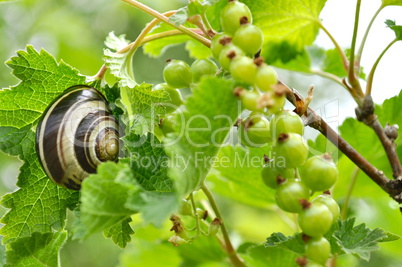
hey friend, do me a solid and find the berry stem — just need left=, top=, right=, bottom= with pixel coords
left=201, top=183, right=246, bottom=267
left=342, top=167, right=360, bottom=219
left=120, top=0, right=210, bottom=47
left=365, top=38, right=398, bottom=96
left=189, top=192, right=202, bottom=239
left=347, top=0, right=365, bottom=105
left=356, top=5, right=383, bottom=68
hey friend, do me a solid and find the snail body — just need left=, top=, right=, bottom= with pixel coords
left=36, top=85, right=119, bottom=190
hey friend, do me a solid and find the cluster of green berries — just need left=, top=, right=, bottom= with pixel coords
left=260, top=111, right=339, bottom=266
left=211, top=0, right=281, bottom=114
left=154, top=57, right=219, bottom=137
left=168, top=199, right=222, bottom=247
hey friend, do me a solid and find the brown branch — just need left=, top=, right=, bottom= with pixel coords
left=355, top=95, right=402, bottom=179
left=278, top=81, right=402, bottom=203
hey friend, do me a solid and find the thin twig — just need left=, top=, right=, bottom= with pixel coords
left=201, top=183, right=246, bottom=267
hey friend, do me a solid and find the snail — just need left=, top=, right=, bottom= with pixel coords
left=36, top=85, right=120, bottom=190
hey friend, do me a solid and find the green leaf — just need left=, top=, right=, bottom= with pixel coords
left=241, top=244, right=299, bottom=267
left=177, top=235, right=227, bottom=264
left=125, top=83, right=169, bottom=135
left=143, top=22, right=193, bottom=58
left=103, top=49, right=136, bottom=88
left=5, top=231, right=67, bottom=267
left=126, top=191, right=178, bottom=228
left=0, top=45, right=85, bottom=129
left=0, top=236, right=5, bottom=266
left=185, top=39, right=213, bottom=59
left=385, top=19, right=402, bottom=40
left=119, top=239, right=181, bottom=266
left=103, top=217, right=135, bottom=249
left=0, top=129, right=78, bottom=245
left=105, top=31, right=130, bottom=51
left=264, top=232, right=305, bottom=255
left=122, top=132, right=173, bottom=192
left=169, top=0, right=221, bottom=26
left=322, top=48, right=348, bottom=77
left=164, top=77, right=241, bottom=196
left=80, top=162, right=137, bottom=237
left=333, top=218, right=388, bottom=261
left=242, top=0, right=327, bottom=63
left=0, top=46, right=82, bottom=246
left=206, top=145, right=275, bottom=208
left=382, top=0, right=402, bottom=7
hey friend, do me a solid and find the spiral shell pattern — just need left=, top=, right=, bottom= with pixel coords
left=36, top=85, right=119, bottom=190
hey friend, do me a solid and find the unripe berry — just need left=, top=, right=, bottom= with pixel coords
left=235, top=88, right=264, bottom=112
left=163, top=59, right=192, bottom=88
left=305, top=236, right=331, bottom=265
left=239, top=116, right=271, bottom=147
left=312, top=194, right=340, bottom=224
left=153, top=83, right=183, bottom=113
left=211, top=33, right=232, bottom=60
left=232, top=23, right=263, bottom=56
left=298, top=201, right=333, bottom=237
left=220, top=0, right=253, bottom=34
left=300, top=154, right=338, bottom=191
left=275, top=180, right=310, bottom=213
left=230, top=56, right=258, bottom=85
left=191, top=58, right=218, bottom=83
left=255, top=63, right=278, bottom=92
left=271, top=110, right=304, bottom=139
left=261, top=164, right=295, bottom=189
left=274, top=133, right=309, bottom=168
left=218, top=43, right=245, bottom=70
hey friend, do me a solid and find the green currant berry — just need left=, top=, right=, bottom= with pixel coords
left=163, top=59, right=192, bottom=88
left=154, top=83, right=183, bottom=113
left=191, top=58, right=218, bottom=83
left=239, top=116, right=271, bottom=147
left=305, top=236, right=331, bottom=265
left=255, top=63, right=278, bottom=92
left=259, top=89, right=286, bottom=114
left=275, top=180, right=310, bottom=213
left=300, top=154, right=338, bottom=191
left=218, top=43, right=245, bottom=70
left=230, top=56, right=257, bottom=85
left=208, top=218, right=222, bottom=236
left=261, top=163, right=295, bottom=189
left=220, top=0, right=252, bottom=34
left=274, top=133, right=309, bottom=168
left=236, top=88, right=264, bottom=112
left=178, top=199, right=193, bottom=216
left=211, top=33, right=232, bottom=60
left=312, top=194, right=340, bottom=224
left=232, top=23, right=263, bottom=56
left=271, top=110, right=304, bottom=139
left=159, top=114, right=177, bottom=135
left=298, top=202, right=333, bottom=237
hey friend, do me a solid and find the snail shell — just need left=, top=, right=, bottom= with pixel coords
left=36, top=85, right=120, bottom=190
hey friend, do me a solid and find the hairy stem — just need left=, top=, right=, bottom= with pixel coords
left=120, top=0, right=210, bottom=46
left=365, top=38, right=397, bottom=95
left=201, top=183, right=246, bottom=267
